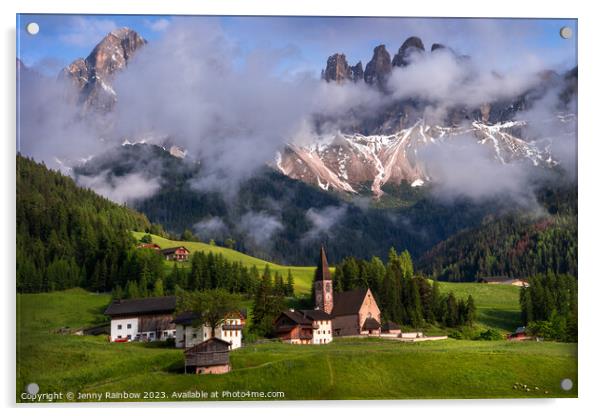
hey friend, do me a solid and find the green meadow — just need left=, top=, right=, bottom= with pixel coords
left=17, top=288, right=576, bottom=402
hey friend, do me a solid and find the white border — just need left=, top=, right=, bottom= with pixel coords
left=2, top=1, right=601, bottom=415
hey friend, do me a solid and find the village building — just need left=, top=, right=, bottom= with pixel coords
left=104, top=296, right=177, bottom=342
left=507, top=326, right=530, bottom=341
left=477, top=276, right=530, bottom=287
left=381, top=321, right=402, bottom=335
left=173, top=310, right=246, bottom=349
left=137, top=242, right=161, bottom=251
left=274, top=309, right=333, bottom=344
left=161, top=246, right=190, bottom=262
left=184, top=338, right=232, bottom=374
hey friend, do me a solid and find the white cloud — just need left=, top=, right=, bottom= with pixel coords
left=237, top=211, right=283, bottom=247
left=303, top=205, right=348, bottom=241
left=58, top=17, right=117, bottom=48
left=145, top=18, right=170, bottom=32
left=193, top=217, right=229, bottom=241
left=76, top=171, right=161, bottom=204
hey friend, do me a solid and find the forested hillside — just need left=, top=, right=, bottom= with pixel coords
left=418, top=185, right=577, bottom=281
left=16, top=155, right=154, bottom=292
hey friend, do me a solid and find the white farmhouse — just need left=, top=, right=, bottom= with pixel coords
left=104, top=296, right=177, bottom=342
left=173, top=310, right=246, bottom=350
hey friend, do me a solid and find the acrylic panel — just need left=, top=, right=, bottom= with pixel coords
left=16, top=14, right=577, bottom=403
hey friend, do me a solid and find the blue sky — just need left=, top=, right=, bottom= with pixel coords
left=17, top=14, right=577, bottom=77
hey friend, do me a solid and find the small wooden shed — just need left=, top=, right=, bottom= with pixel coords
left=184, top=337, right=231, bottom=374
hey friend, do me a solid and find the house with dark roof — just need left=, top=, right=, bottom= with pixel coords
left=381, top=321, right=402, bottom=335
left=172, top=310, right=246, bottom=349
left=161, top=246, right=190, bottom=262
left=184, top=338, right=232, bottom=374
left=104, top=296, right=177, bottom=342
left=274, top=308, right=333, bottom=344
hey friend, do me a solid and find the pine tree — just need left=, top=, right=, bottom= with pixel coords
left=286, top=269, right=295, bottom=297
left=465, top=295, right=477, bottom=326
left=153, top=279, right=165, bottom=297
left=112, top=284, right=124, bottom=300
left=444, top=292, right=459, bottom=327
left=139, top=263, right=151, bottom=297
left=125, top=280, right=140, bottom=299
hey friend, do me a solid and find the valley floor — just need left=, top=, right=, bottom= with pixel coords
left=17, top=289, right=577, bottom=402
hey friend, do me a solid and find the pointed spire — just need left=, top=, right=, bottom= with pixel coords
left=316, top=245, right=332, bottom=281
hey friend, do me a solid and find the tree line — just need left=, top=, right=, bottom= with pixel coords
left=325, top=248, right=477, bottom=328
left=520, top=271, right=577, bottom=342
left=112, top=242, right=295, bottom=300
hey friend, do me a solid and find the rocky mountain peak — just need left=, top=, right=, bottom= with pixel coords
left=86, top=27, right=146, bottom=78
left=323, top=54, right=364, bottom=84
left=392, top=36, right=425, bottom=67
left=60, top=27, right=146, bottom=111
left=430, top=43, right=447, bottom=52
left=323, top=53, right=352, bottom=83
left=350, top=61, right=363, bottom=82
left=364, top=45, right=392, bottom=90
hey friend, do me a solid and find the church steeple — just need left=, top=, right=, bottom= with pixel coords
left=314, top=245, right=333, bottom=314
left=316, top=245, right=332, bottom=281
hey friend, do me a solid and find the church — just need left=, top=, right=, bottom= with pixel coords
left=314, top=246, right=382, bottom=336
left=275, top=246, right=382, bottom=342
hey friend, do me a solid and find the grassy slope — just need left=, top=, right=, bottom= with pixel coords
left=132, top=232, right=318, bottom=295
left=16, top=290, right=576, bottom=401
left=438, top=282, right=522, bottom=332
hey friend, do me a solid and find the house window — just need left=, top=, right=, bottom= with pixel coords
left=117, top=335, right=122, bottom=339
left=192, top=333, right=197, bottom=339
left=127, top=335, right=132, bottom=340
left=117, top=324, right=122, bottom=330
left=127, top=323, right=132, bottom=329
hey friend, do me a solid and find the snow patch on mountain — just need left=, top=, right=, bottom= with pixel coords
left=277, top=119, right=558, bottom=198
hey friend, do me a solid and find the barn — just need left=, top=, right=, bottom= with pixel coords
left=184, top=338, right=232, bottom=374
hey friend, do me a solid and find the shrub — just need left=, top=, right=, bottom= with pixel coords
left=476, top=329, right=504, bottom=341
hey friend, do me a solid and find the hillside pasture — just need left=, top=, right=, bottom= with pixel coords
left=17, top=289, right=576, bottom=402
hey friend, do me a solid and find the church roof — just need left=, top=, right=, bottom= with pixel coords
left=331, top=288, right=370, bottom=317
left=315, top=245, right=332, bottom=281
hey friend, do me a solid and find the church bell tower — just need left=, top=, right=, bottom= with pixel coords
left=314, top=245, right=333, bottom=314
